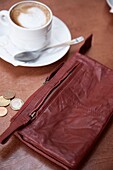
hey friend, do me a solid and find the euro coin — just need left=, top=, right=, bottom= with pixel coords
left=3, top=90, right=15, bottom=99
left=10, top=98, right=24, bottom=111
left=0, top=96, right=10, bottom=107
left=0, top=107, right=8, bottom=117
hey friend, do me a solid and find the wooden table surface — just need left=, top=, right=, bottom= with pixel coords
left=1, top=0, right=113, bottom=170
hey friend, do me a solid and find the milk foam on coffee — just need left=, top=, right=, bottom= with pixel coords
left=10, top=2, right=51, bottom=29
left=18, top=7, right=46, bottom=29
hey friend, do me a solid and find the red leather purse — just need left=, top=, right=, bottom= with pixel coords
left=1, top=35, right=113, bottom=170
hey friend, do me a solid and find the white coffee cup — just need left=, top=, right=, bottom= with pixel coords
left=0, top=1, right=53, bottom=51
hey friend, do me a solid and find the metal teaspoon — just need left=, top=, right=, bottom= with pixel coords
left=14, top=36, right=84, bottom=62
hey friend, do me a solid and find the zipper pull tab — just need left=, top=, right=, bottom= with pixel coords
left=29, top=111, right=37, bottom=120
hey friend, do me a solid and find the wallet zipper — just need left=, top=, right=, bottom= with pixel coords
left=29, top=62, right=84, bottom=121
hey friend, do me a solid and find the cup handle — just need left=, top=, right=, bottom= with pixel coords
left=0, top=10, right=9, bottom=26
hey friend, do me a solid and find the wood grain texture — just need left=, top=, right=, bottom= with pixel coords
left=0, top=0, right=113, bottom=170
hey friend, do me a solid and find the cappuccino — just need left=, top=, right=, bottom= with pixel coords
left=0, top=1, right=53, bottom=50
left=10, top=2, right=51, bottom=29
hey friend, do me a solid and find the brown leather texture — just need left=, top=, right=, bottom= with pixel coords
left=13, top=51, right=113, bottom=170
left=1, top=0, right=113, bottom=170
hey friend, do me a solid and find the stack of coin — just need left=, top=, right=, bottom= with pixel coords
left=0, top=90, right=24, bottom=117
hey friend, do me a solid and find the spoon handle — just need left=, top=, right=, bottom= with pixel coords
left=41, top=36, right=84, bottom=51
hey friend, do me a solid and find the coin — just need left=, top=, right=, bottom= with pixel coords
left=0, top=96, right=10, bottom=107
left=0, top=107, right=8, bottom=117
left=10, top=98, right=24, bottom=111
left=3, top=90, right=15, bottom=99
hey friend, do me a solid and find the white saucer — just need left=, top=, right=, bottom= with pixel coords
left=106, top=0, right=113, bottom=13
left=0, top=16, right=71, bottom=67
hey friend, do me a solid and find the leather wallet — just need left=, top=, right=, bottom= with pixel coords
left=1, top=35, right=113, bottom=170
